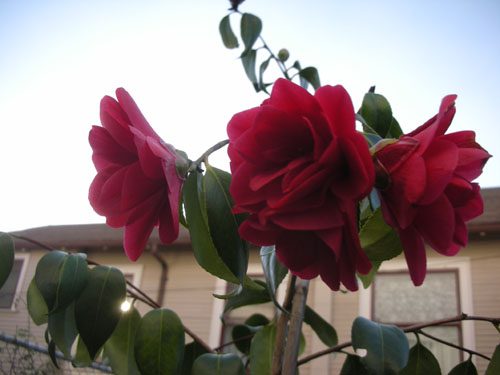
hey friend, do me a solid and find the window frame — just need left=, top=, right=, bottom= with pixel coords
left=0, top=253, right=30, bottom=312
left=358, top=256, right=475, bottom=353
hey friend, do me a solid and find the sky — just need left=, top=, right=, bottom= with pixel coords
left=1, top=0, right=499, bottom=232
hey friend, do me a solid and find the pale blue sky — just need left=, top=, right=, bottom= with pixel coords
left=1, top=0, right=499, bottom=231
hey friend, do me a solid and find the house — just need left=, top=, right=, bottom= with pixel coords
left=1, top=187, right=499, bottom=374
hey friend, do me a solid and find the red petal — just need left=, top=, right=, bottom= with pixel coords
left=99, top=96, right=136, bottom=153
left=271, top=199, right=343, bottom=230
left=414, top=194, right=455, bottom=253
left=123, top=214, right=156, bottom=261
left=269, top=79, right=322, bottom=120
left=420, top=139, right=458, bottom=205
left=89, top=126, right=136, bottom=170
left=314, top=85, right=356, bottom=138
left=399, top=226, right=427, bottom=286
left=275, top=232, right=320, bottom=277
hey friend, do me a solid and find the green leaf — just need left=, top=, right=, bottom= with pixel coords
left=240, top=13, right=262, bottom=57
left=299, top=67, right=321, bottom=90
left=250, top=324, right=276, bottom=375
left=388, top=117, right=403, bottom=138
left=134, top=308, right=185, bottom=375
left=73, top=336, right=92, bottom=368
left=48, top=302, right=78, bottom=358
left=181, top=341, right=209, bottom=375
left=104, top=306, right=142, bottom=375
left=205, top=165, right=249, bottom=285
left=192, top=353, right=245, bottom=375
left=486, top=344, right=500, bottom=375
left=27, top=278, right=49, bottom=325
left=223, top=280, right=271, bottom=315
left=48, top=339, right=59, bottom=368
left=448, top=358, right=478, bottom=375
left=351, top=317, right=409, bottom=375
left=232, top=314, right=269, bottom=355
left=400, top=342, right=441, bottom=375
left=35, top=251, right=89, bottom=313
left=183, top=172, right=240, bottom=284
left=304, top=305, right=338, bottom=347
left=359, top=208, right=402, bottom=262
left=75, top=266, right=126, bottom=359
left=357, top=260, right=381, bottom=289
left=219, top=15, right=239, bottom=49
left=340, top=354, right=369, bottom=375
left=0, top=233, right=14, bottom=289
left=362, top=132, right=383, bottom=147
left=241, top=49, right=259, bottom=90
left=260, top=246, right=288, bottom=311
left=258, top=56, right=272, bottom=93
left=358, top=92, right=393, bottom=138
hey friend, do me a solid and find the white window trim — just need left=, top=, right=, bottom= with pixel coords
left=0, top=253, right=30, bottom=312
left=358, top=256, right=475, bottom=352
left=209, top=263, right=287, bottom=348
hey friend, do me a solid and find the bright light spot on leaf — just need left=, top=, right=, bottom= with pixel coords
left=120, top=300, right=131, bottom=312
left=356, top=348, right=367, bottom=357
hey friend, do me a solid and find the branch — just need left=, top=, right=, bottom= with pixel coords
left=297, top=313, right=500, bottom=366
left=416, top=329, right=491, bottom=361
left=190, top=139, right=229, bottom=172
left=6, top=232, right=215, bottom=353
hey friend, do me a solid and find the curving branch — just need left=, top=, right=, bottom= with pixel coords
left=297, top=313, right=500, bottom=366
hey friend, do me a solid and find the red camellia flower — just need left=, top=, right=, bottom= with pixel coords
left=227, top=78, right=374, bottom=291
left=89, top=88, right=186, bottom=261
left=373, top=95, right=491, bottom=285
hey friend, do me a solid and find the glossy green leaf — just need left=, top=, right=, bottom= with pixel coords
left=0, top=233, right=14, bottom=289
left=219, top=15, right=239, bottom=49
left=400, top=342, right=441, bottom=375
left=205, top=165, right=249, bottom=285
left=359, top=92, right=393, bottom=138
left=183, top=172, right=240, bottom=284
left=104, top=306, right=142, bottom=375
left=181, top=341, right=209, bottom=375
left=304, top=305, right=338, bottom=347
left=48, top=302, right=78, bottom=358
left=35, top=251, right=89, bottom=313
left=352, top=317, right=409, bottom=375
left=223, top=280, right=271, bottom=315
left=448, top=358, right=478, bottom=375
left=134, top=308, right=185, bottom=375
left=48, top=339, right=59, bottom=368
left=75, top=266, right=126, bottom=359
left=299, top=67, right=321, bottom=90
left=241, top=49, right=259, bottom=90
left=359, top=208, right=402, bottom=262
left=250, top=324, right=276, bottom=375
left=240, top=13, right=262, bottom=56
left=192, top=353, right=245, bottom=375
left=340, top=354, right=369, bottom=375
left=73, top=336, right=92, bottom=368
left=486, top=344, right=500, bottom=375
left=27, top=278, right=48, bottom=325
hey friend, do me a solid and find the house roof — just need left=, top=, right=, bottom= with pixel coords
left=9, top=188, right=500, bottom=250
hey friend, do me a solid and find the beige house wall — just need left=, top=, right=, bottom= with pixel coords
left=1, top=235, right=498, bottom=374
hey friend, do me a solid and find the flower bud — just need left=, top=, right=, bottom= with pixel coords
left=278, top=49, right=290, bottom=62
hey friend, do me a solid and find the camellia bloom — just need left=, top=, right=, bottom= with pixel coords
left=373, top=95, right=491, bottom=285
left=89, top=88, right=186, bottom=261
left=227, top=78, right=374, bottom=291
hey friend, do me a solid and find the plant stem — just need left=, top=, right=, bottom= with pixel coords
left=297, top=313, right=500, bottom=366
left=282, top=278, right=310, bottom=374
left=272, top=275, right=297, bottom=375
left=416, top=329, right=491, bottom=361
left=190, top=139, right=229, bottom=172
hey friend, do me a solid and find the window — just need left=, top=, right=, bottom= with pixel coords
left=0, top=254, right=29, bottom=310
left=113, top=264, right=143, bottom=288
left=359, top=257, right=475, bottom=374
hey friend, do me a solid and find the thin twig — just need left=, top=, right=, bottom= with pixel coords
left=416, top=329, right=491, bottom=361
left=272, top=275, right=297, bottom=375
left=297, top=313, right=500, bottom=366
left=190, top=139, right=229, bottom=172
